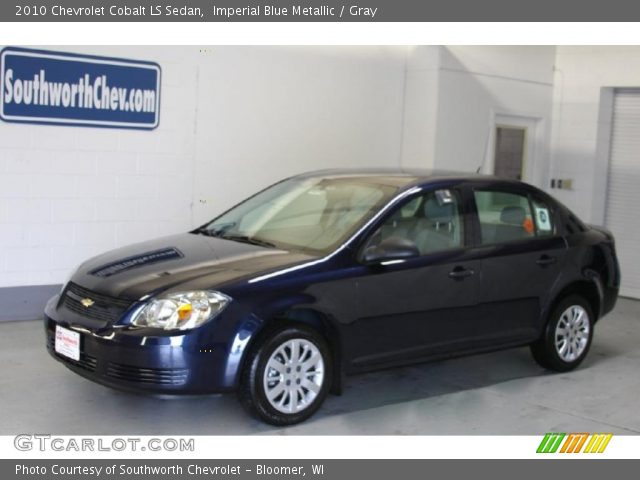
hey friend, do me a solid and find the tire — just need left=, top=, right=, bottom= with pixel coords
left=530, top=295, right=594, bottom=372
left=238, top=325, right=332, bottom=426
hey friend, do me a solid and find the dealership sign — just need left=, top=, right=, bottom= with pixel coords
left=0, top=47, right=160, bottom=129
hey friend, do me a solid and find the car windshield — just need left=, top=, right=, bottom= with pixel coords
left=198, top=176, right=398, bottom=254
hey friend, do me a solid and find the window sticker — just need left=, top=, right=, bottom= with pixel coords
left=435, top=189, right=453, bottom=205
left=523, top=217, right=534, bottom=235
left=535, top=207, right=552, bottom=231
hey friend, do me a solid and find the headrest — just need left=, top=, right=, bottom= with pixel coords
left=500, top=206, right=526, bottom=225
left=424, top=197, right=454, bottom=224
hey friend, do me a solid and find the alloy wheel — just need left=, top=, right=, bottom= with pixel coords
left=554, top=305, right=590, bottom=362
left=262, top=338, right=325, bottom=414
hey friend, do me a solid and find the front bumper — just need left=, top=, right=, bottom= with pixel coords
left=43, top=287, right=265, bottom=395
left=44, top=283, right=264, bottom=395
left=45, top=315, right=237, bottom=395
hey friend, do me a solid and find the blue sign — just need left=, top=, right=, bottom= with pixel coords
left=1, top=47, right=161, bottom=129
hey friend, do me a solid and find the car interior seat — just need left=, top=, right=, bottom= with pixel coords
left=490, top=205, right=532, bottom=243
left=413, top=196, right=457, bottom=254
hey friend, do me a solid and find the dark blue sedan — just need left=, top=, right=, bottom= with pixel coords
left=45, top=169, right=620, bottom=425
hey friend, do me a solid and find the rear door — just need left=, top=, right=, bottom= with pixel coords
left=468, top=184, right=567, bottom=344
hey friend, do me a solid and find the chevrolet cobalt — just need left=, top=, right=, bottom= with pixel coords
left=45, top=170, right=620, bottom=425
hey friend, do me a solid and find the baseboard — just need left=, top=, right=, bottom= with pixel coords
left=0, top=284, right=61, bottom=322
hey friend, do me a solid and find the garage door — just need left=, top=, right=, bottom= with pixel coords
left=605, top=89, right=640, bottom=299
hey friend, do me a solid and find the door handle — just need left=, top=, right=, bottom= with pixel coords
left=448, top=267, right=475, bottom=280
left=536, top=255, right=557, bottom=266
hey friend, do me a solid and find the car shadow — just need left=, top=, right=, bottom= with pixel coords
left=107, top=346, right=557, bottom=435
left=316, top=347, right=547, bottom=418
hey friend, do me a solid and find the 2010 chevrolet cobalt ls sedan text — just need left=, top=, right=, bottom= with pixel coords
left=45, top=170, right=620, bottom=425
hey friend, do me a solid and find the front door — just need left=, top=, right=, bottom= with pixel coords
left=345, top=187, right=480, bottom=370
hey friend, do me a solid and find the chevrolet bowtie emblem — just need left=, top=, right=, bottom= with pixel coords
left=80, top=298, right=95, bottom=308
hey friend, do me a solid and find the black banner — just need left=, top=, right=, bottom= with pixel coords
left=5, top=0, right=640, bottom=22
left=4, top=459, right=640, bottom=480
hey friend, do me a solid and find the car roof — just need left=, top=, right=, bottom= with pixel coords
left=292, top=168, right=527, bottom=191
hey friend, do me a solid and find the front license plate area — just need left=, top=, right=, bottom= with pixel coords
left=55, top=325, right=80, bottom=361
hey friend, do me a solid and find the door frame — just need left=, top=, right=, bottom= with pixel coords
left=483, top=112, right=544, bottom=185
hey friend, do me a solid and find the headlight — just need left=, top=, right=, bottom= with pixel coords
left=132, top=291, right=230, bottom=331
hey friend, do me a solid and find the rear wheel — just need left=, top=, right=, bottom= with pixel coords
left=530, top=295, right=594, bottom=372
left=238, top=325, right=331, bottom=426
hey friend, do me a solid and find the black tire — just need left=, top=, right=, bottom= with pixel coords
left=530, top=295, right=594, bottom=372
left=238, top=325, right=332, bottom=426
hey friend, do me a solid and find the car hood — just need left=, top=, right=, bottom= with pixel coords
left=70, top=233, right=317, bottom=300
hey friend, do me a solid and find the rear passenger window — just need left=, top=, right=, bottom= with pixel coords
left=474, top=190, right=535, bottom=244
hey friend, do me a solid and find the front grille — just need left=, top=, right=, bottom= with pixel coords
left=47, top=334, right=98, bottom=372
left=65, top=353, right=98, bottom=373
left=105, top=362, right=188, bottom=386
left=63, top=282, right=132, bottom=324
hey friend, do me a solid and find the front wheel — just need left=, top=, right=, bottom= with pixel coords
left=530, top=295, right=594, bottom=372
left=238, top=325, right=332, bottom=426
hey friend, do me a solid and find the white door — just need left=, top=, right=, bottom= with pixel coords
left=605, top=89, right=640, bottom=299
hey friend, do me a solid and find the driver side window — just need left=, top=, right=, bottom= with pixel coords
left=368, top=189, right=464, bottom=255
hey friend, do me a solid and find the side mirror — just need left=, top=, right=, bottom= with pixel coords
left=362, top=236, right=420, bottom=264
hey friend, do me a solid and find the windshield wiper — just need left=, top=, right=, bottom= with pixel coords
left=193, top=227, right=277, bottom=248
left=194, top=228, right=216, bottom=237
left=219, top=234, right=277, bottom=248
left=193, top=222, right=237, bottom=237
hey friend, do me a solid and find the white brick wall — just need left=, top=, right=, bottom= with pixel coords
left=9, top=45, right=611, bottom=289
left=190, top=46, right=408, bottom=225
left=0, top=46, right=199, bottom=287
left=0, top=46, right=409, bottom=288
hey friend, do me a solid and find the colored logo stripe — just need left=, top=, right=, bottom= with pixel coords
left=537, top=433, right=613, bottom=453
left=537, top=433, right=565, bottom=453
left=560, top=433, right=589, bottom=453
left=583, top=434, right=613, bottom=453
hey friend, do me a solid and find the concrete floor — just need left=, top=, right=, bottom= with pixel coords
left=1, top=298, right=639, bottom=435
